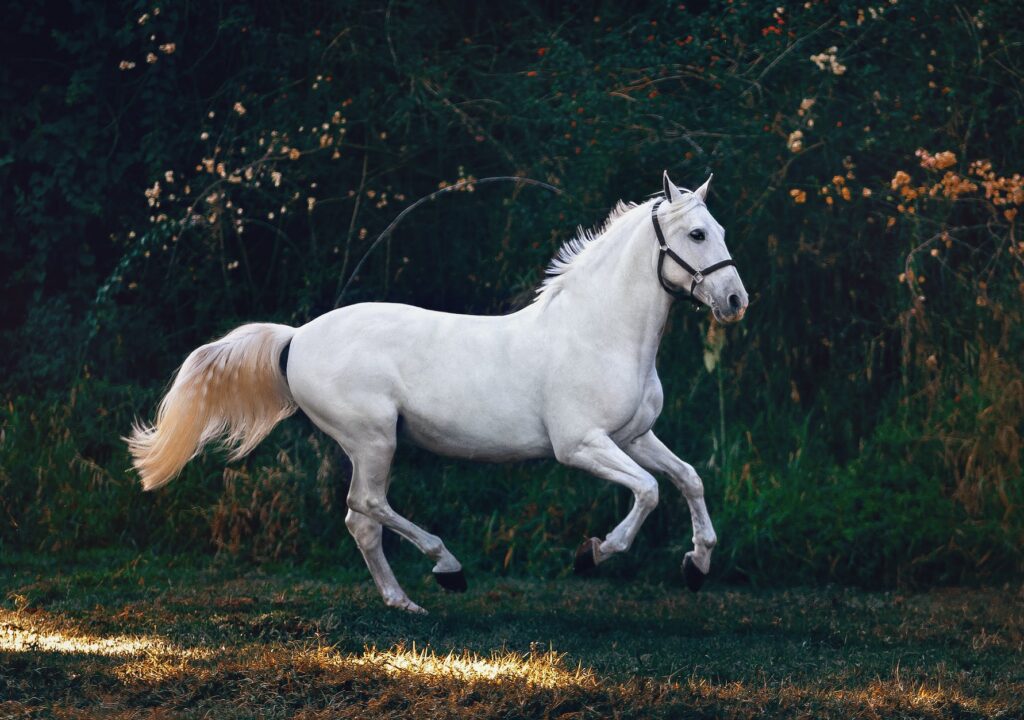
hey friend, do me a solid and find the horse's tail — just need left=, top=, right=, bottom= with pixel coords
left=126, top=323, right=297, bottom=491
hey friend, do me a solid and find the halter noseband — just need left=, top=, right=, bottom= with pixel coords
left=651, top=197, right=736, bottom=307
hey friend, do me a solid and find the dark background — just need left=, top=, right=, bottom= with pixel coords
left=2, top=0, right=1021, bottom=587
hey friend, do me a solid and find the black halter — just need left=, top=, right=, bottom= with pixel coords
left=651, top=197, right=736, bottom=307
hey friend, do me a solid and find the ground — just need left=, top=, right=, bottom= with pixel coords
left=1, top=551, right=1022, bottom=719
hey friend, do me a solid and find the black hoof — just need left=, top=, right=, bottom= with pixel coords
left=573, top=537, right=600, bottom=575
left=682, top=555, right=707, bottom=592
left=433, top=569, right=467, bottom=593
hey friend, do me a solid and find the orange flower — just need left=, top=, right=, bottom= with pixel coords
left=916, top=148, right=957, bottom=170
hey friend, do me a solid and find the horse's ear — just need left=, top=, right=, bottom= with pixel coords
left=663, top=171, right=684, bottom=203
left=694, top=173, right=713, bottom=202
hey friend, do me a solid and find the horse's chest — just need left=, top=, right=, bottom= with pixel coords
left=609, top=374, right=664, bottom=444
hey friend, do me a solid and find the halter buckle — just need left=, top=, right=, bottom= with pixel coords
left=692, top=271, right=704, bottom=284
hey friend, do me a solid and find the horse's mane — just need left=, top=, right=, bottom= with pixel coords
left=535, top=200, right=637, bottom=299
left=534, top=192, right=705, bottom=301
left=532, top=190, right=708, bottom=303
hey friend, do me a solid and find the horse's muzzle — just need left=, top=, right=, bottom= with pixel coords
left=712, top=291, right=748, bottom=323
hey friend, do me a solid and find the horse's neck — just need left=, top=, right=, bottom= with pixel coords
left=544, top=207, right=672, bottom=368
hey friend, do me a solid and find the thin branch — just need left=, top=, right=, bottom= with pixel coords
left=334, top=153, right=369, bottom=304
left=744, top=17, right=835, bottom=92
left=419, top=78, right=517, bottom=167
left=334, top=176, right=564, bottom=307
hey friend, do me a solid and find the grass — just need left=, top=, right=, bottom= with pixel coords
left=1, top=550, right=1022, bottom=719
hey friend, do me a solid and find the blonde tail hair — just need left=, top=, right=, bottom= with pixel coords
left=127, top=323, right=297, bottom=491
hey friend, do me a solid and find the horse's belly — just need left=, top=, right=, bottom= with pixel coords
left=400, top=406, right=552, bottom=462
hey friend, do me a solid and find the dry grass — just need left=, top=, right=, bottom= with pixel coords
left=1, top=553, right=1022, bottom=718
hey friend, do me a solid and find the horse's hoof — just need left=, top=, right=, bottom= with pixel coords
left=682, top=555, right=707, bottom=592
left=434, top=569, right=467, bottom=593
left=574, top=537, right=601, bottom=575
left=385, top=597, right=428, bottom=614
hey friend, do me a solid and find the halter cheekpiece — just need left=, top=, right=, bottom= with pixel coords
left=651, top=196, right=736, bottom=307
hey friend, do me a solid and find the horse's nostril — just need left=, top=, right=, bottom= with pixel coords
left=728, top=294, right=742, bottom=312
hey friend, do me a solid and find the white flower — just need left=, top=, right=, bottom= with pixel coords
left=810, top=47, right=846, bottom=76
left=787, top=129, right=804, bottom=153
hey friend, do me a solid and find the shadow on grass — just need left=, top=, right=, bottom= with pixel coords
left=2, top=555, right=1022, bottom=718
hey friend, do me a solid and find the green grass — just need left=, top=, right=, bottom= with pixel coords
left=2, top=550, right=1022, bottom=719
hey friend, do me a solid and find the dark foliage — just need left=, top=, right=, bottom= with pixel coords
left=1, top=0, right=1021, bottom=586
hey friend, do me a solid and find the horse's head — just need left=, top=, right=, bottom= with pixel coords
left=655, top=172, right=748, bottom=323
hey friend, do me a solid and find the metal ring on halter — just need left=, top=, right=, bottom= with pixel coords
left=650, top=198, right=736, bottom=306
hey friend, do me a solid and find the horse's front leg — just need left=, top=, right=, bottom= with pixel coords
left=625, top=430, right=716, bottom=590
left=555, top=432, right=660, bottom=571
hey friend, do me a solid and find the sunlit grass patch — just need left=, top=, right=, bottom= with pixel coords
left=0, top=608, right=211, bottom=661
left=681, top=675, right=1021, bottom=719
left=1, top=620, right=156, bottom=657
left=346, top=642, right=596, bottom=689
left=827, top=677, right=1015, bottom=718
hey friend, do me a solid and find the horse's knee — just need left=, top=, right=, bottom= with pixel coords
left=637, top=478, right=659, bottom=510
left=677, top=464, right=705, bottom=498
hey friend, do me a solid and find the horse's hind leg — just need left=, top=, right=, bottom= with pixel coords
left=344, top=509, right=424, bottom=613
left=344, top=431, right=465, bottom=610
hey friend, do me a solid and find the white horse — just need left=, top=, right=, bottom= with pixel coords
left=128, top=172, right=748, bottom=613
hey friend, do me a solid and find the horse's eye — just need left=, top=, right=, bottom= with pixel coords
left=689, top=229, right=706, bottom=242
